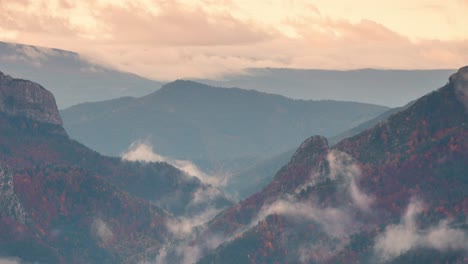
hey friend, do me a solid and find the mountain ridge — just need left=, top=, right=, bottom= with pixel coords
left=0, top=72, right=232, bottom=263
left=188, top=66, right=468, bottom=264
left=61, top=79, right=390, bottom=173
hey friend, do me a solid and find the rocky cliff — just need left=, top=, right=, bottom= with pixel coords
left=450, top=66, right=468, bottom=111
left=0, top=71, right=62, bottom=126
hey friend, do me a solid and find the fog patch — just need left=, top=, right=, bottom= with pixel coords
left=258, top=199, right=352, bottom=238
left=0, top=258, right=20, bottom=264
left=92, top=218, right=114, bottom=245
left=327, top=150, right=374, bottom=211
left=122, top=142, right=230, bottom=187
left=166, top=208, right=220, bottom=238
left=374, top=198, right=468, bottom=262
left=154, top=234, right=225, bottom=264
left=1, top=45, right=66, bottom=68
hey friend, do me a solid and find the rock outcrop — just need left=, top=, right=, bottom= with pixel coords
left=450, top=66, right=468, bottom=110
left=0, top=71, right=62, bottom=125
left=0, top=165, right=26, bottom=224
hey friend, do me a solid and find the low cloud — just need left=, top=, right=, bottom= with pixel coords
left=154, top=232, right=225, bottom=264
left=374, top=198, right=468, bottom=262
left=122, top=141, right=229, bottom=187
left=152, top=148, right=462, bottom=264
left=92, top=218, right=114, bottom=245
left=122, top=142, right=232, bottom=263
left=258, top=199, right=352, bottom=238
left=166, top=208, right=220, bottom=238
left=1, top=0, right=467, bottom=80
left=327, top=150, right=374, bottom=211
left=0, top=258, right=20, bottom=264
left=162, top=149, right=374, bottom=263
left=0, top=43, right=66, bottom=67
left=253, top=197, right=358, bottom=263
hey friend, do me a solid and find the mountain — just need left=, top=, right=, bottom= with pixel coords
left=327, top=103, right=412, bottom=146
left=197, top=68, right=455, bottom=107
left=0, top=71, right=231, bottom=263
left=224, top=149, right=295, bottom=200
left=179, top=66, right=468, bottom=263
left=0, top=41, right=162, bottom=108
left=226, top=105, right=408, bottom=200
left=61, top=80, right=389, bottom=173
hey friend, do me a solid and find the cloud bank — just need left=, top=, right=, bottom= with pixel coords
left=1, top=0, right=467, bottom=80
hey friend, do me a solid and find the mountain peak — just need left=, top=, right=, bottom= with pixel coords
left=290, top=135, right=329, bottom=163
left=0, top=71, right=62, bottom=126
left=449, top=65, right=468, bottom=110
left=160, top=79, right=213, bottom=91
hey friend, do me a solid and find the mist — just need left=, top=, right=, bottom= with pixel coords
left=374, top=198, right=468, bottom=262
left=122, top=141, right=230, bottom=187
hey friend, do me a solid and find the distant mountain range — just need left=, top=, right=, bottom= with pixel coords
left=197, top=68, right=455, bottom=107
left=180, top=66, right=467, bottom=263
left=0, top=42, right=456, bottom=109
left=0, top=41, right=161, bottom=108
left=0, top=71, right=231, bottom=263
left=60, top=80, right=389, bottom=175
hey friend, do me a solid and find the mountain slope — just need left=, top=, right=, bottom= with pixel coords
left=191, top=66, right=468, bottom=263
left=226, top=104, right=409, bottom=200
left=61, top=80, right=389, bottom=172
left=0, top=71, right=231, bottom=263
left=0, top=41, right=161, bottom=108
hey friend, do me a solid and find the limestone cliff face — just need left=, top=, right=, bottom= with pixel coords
left=0, top=71, right=62, bottom=125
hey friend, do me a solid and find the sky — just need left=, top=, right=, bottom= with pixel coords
left=0, top=0, right=467, bottom=80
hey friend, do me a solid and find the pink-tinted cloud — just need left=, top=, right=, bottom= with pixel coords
left=0, top=0, right=467, bottom=79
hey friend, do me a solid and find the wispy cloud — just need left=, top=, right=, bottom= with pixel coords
left=121, top=141, right=229, bottom=187
left=327, top=150, right=374, bottom=211
left=258, top=199, right=352, bottom=238
left=374, top=198, right=468, bottom=262
left=0, top=258, right=20, bottom=264
left=92, top=218, right=114, bottom=245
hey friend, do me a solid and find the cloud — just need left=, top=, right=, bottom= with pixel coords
left=258, top=199, right=352, bottom=238
left=327, top=150, right=374, bottom=211
left=166, top=208, right=220, bottom=238
left=0, top=258, right=20, bottom=264
left=0, top=42, right=67, bottom=67
left=374, top=198, right=468, bottom=262
left=122, top=141, right=230, bottom=187
left=1, top=0, right=467, bottom=80
left=122, top=142, right=233, bottom=264
left=152, top=146, right=461, bottom=264
left=161, top=149, right=374, bottom=263
left=92, top=218, right=114, bottom=245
